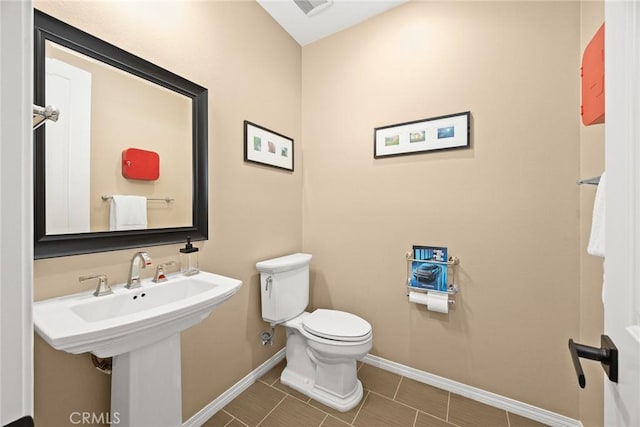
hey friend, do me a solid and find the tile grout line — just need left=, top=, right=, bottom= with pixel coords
left=269, top=375, right=280, bottom=386
left=227, top=415, right=250, bottom=427
left=411, top=408, right=419, bottom=427
left=255, top=394, right=288, bottom=427
left=351, top=390, right=370, bottom=426
left=446, top=392, right=451, bottom=423
left=318, top=413, right=329, bottom=427
left=367, top=389, right=430, bottom=413
left=267, top=381, right=312, bottom=406
left=261, top=366, right=353, bottom=426
left=416, top=409, right=455, bottom=426
left=392, top=375, right=403, bottom=401
left=361, top=388, right=452, bottom=427
left=301, top=397, right=332, bottom=426
left=268, top=381, right=334, bottom=426
left=391, top=375, right=445, bottom=422
left=221, top=410, right=250, bottom=427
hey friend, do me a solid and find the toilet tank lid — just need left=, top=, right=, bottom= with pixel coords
left=256, top=253, right=312, bottom=273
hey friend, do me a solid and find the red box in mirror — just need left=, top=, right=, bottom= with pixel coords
left=581, top=24, right=605, bottom=126
left=121, top=148, right=160, bottom=180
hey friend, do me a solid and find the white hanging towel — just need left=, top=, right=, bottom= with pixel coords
left=109, top=195, right=148, bottom=231
left=587, top=171, right=606, bottom=257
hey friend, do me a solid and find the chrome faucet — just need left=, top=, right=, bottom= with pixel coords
left=126, top=251, right=152, bottom=289
left=80, top=274, right=112, bottom=297
left=153, top=261, right=177, bottom=283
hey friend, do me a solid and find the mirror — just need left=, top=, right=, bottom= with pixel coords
left=34, top=10, right=208, bottom=259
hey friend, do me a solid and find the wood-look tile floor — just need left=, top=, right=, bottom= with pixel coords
left=202, top=361, right=549, bottom=427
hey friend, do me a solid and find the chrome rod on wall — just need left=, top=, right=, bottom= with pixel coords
left=101, top=195, right=174, bottom=202
left=32, top=104, right=59, bottom=130
left=577, top=176, right=601, bottom=186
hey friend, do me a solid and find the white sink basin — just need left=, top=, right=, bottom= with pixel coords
left=34, top=270, right=242, bottom=357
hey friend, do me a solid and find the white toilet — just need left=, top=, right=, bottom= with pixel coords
left=256, top=253, right=373, bottom=412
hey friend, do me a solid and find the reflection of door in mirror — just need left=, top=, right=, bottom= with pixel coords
left=44, top=41, right=193, bottom=235
left=45, top=57, right=92, bottom=234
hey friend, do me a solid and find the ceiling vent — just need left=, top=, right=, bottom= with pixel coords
left=293, top=0, right=333, bottom=17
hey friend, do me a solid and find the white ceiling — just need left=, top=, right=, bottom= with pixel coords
left=257, top=0, right=408, bottom=46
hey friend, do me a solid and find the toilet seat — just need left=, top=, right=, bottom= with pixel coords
left=302, top=309, right=372, bottom=342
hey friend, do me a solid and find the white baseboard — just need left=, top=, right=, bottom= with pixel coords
left=185, top=350, right=582, bottom=427
left=362, top=354, right=582, bottom=427
left=183, top=348, right=286, bottom=427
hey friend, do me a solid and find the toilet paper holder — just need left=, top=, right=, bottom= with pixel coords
left=405, top=252, right=460, bottom=305
left=407, top=284, right=459, bottom=305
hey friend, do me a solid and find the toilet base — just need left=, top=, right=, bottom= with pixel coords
left=281, top=366, right=364, bottom=412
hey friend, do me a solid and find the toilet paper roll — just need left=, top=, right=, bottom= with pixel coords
left=408, top=291, right=449, bottom=314
left=426, top=292, right=449, bottom=314
left=409, top=291, right=429, bottom=305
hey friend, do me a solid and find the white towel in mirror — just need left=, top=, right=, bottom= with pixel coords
left=109, top=195, right=148, bottom=231
left=587, top=171, right=605, bottom=257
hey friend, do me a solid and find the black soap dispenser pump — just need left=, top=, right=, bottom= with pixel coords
left=180, top=236, right=199, bottom=276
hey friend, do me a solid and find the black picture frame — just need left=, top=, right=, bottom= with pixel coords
left=374, top=111, right=471, bottom=159
left=243, top=120, right=294, bottom=172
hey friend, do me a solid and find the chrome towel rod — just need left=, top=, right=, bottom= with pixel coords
left=101, top=195, right=174, bottom=202
left=33, top=104, right=59, bottom=130
left=405, top=256, right=459, bottom=266
left=577, top=176, right=600, bottom=186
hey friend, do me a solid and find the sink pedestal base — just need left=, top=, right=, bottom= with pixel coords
left=111, top=333, right=182, bottom=427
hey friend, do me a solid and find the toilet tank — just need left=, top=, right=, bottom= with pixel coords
left=256, top=253, right=312, bottom=324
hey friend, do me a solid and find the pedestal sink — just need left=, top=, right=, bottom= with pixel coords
left=34, top=271, right=242, bottom=427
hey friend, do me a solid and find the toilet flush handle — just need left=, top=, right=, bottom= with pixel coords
left=265, top=276, right=273, bottom=297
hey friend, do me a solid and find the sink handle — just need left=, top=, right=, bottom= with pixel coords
left=79, top=274, right=112, bottom=297
left=153, top=261, right=177, bottom=283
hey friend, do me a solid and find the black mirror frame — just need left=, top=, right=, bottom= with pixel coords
left=33, top=10, right=208, bottom=259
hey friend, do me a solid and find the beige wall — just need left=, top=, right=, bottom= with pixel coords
left=302, top=0, right=581, bottom=418
left=579, top=1, right=605, bottom=426
left=33, top=1, right=301, bottom=425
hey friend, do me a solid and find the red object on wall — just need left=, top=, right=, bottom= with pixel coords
left=581, top=24, right=605, bottom=126
left=121, top=148, right=160, bottom=180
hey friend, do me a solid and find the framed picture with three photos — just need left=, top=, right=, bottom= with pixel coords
left=374, top=111, right=470, bottom=158
left=244, top=120, right=294, bottom=171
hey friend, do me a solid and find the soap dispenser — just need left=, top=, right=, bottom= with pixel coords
left=179, top=236, right=199, bottom=275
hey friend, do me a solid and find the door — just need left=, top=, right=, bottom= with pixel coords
left=0, top=1, right=34, bottom=425
left=45, top=57, right=91, bottom=234
left=603, top=1, right=640, bottom=425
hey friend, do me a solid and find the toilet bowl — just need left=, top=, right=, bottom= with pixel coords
left=256, top=254, right=373, bottom=412
left=281, top=310, right=372, bottom=411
